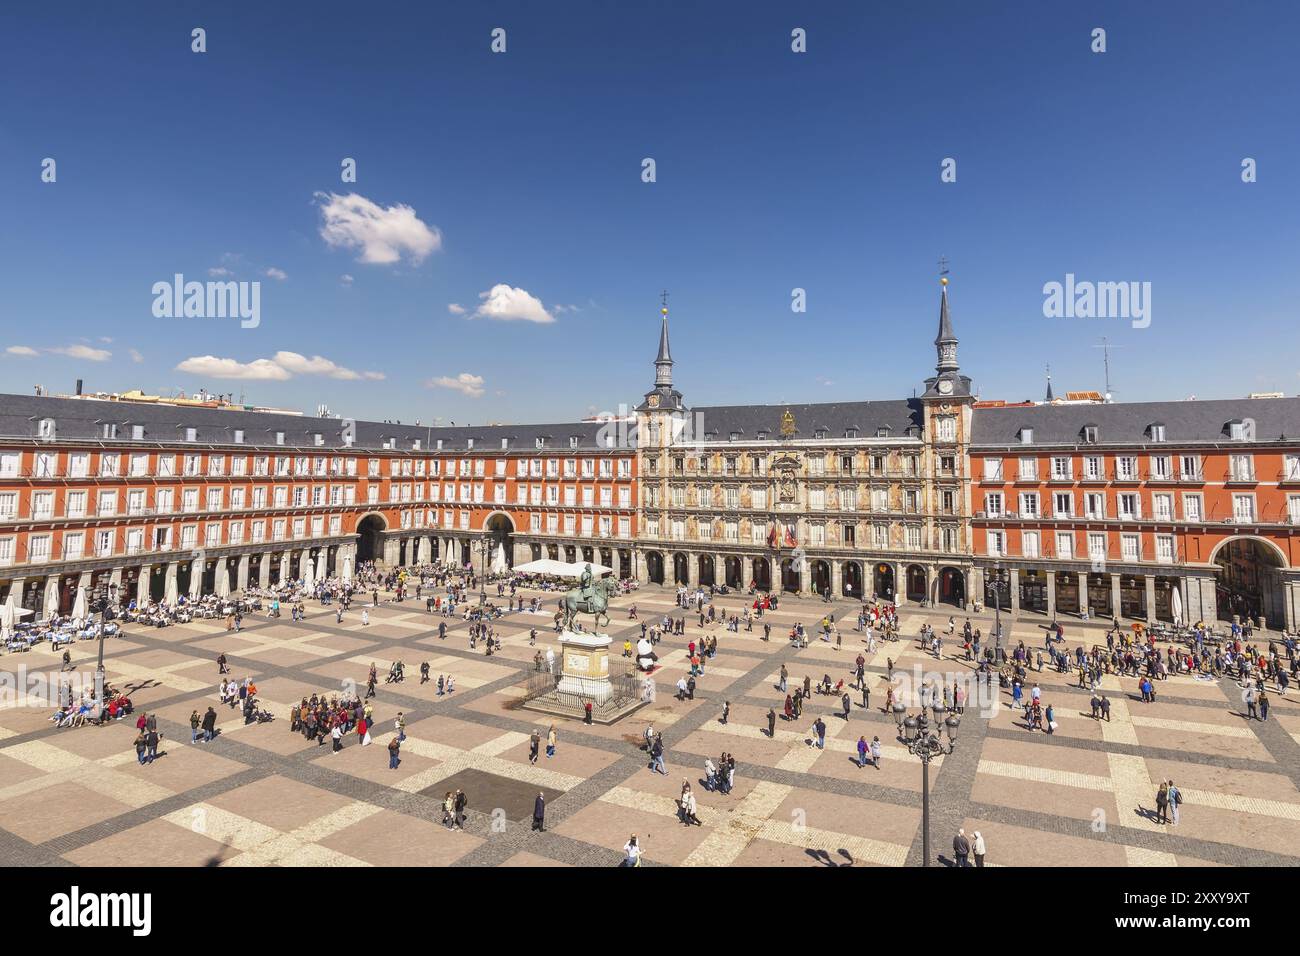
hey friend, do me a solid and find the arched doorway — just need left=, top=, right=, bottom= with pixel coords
left=810, top=560, right=830, bottom=596
left=698, top=555, right=715, bottom=587
left=356, top=513, right=387, bottom=564
left=485, top=512, right=515, bottom=572
left=752, top=557, right=771, bottom=591
left=1213, top=537, right=1286, bottom=625
left=842, top=561, right=862, bottom=598
left=646, top=551, right=665, bottom=585
left=938, top=567, right=965, bottom=607
left=906, top=565, right=927, bottom=603
left=873, top=563, right=894, bottom=601
left=780, top=558, right=800, bottom=593
left=724, top=556, right=743, bottom=588
left=673, top=553, right=689, bottom=586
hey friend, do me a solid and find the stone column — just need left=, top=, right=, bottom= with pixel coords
left=1045, top=570, right=1056, bottom=619
left=830, top=560, right=842, bottom=597
left=136, top=567, right=150, bottom=605
left=1144, top=575, right=1157, bottom=623
left=1081, top=574, right=1091, bottom=617
left=259, top=553, right=271, bottom=588
left=1008, top=568, right=1021, bottom=613
left=279, top=552, right=290, bottom=583
left=1110, top=573, right=1122, bottom=620
left=237, top=554, right=250, bottom=591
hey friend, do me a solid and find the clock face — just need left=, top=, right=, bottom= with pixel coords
left=937, top=380, right=954, bottom=395
left=647, top=394, right=659, bottom=408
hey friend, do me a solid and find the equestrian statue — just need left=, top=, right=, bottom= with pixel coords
left=559, top=563, right=617, bottom=632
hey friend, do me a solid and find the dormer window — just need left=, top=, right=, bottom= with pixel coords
left=1148, top=423, right=1166, bottom=442
left=1018, top=427, right=1034, bottom=445
left=233, top=429, right=244, bottom=444
left=102, top=423, right=118, bottom=439
left=502, top=438, right=510, bottom=450
left=875, top=426, right=891, bottom=439
left=1226, top=420, right=1251, bottom=441
left=383, top=438, right=395, bottom=450
left=845, top=428, right=858, bottom=439
left=275, top=431, right=285, bottom=446
left=466, top=438, right=474, bottom=450
left=536, top=437, right=545, bottom=449
left=412, top=439, right=422, bottom=450
left=313, top=433, right=324, bottom=446
left=729, top=432, right=740, bottom=442
left=756, top=430, right=768, bottom=441
left=814, top=428, right=828, bottom=440
left=1081, top=425, right=1099, bottom=444
left=436, top=439, right=443, bottom=450
left=37, top=417, right=56, bottom=439
left=569, top=436, right=578, bottom=449
left=185, top=427, right=198, bottom=442
left=132, top=424, right=145, bottom=441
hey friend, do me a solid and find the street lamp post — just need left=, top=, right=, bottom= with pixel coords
left=993, top=561, right=1003, bottom=661
left=479, top=532, right=489, bottom=605
left=901, top=709, right=960, bottom=866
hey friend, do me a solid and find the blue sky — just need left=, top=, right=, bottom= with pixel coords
left=1, top=0, right=1296, bottom=423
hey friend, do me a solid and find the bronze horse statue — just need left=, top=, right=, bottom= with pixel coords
left=559, top=576, right=618, bottom=632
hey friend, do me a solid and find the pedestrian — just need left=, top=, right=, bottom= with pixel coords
left=202, top=706, right=217, bottom=742
left=331, top=723, right=343, bottom=753
left=857, top=735, right=869, bottom=768
left=533, top=792, right=546, bottom=832
left=720, top=701, right=730, bottom=725
left=1155, top=780, right=1170, bottom=825
left=529, top=729, right=540, bottom=765
left=767, top=708, right=777, bottom=738
left=1100, top=695, right=1111, bottom=722
left=953, top=828, right=971, bottom=867
left=870, top=735, right=881, bottom=769
left=454, top=789, right=467, bottom=829
left=973, top=830, right=986, bottom=867
left=387, top=735, right=401, bottom=770
left=133, top=730, right=148, bottom=765
left=623, top=834, right=642, bottom=867
left=1168, top=780, right=1182, bottom=825
left=395, top=711, right=406, bottom=742
left=813, top=716, right=826, bottom=749
left=546, top=724, right=557, bottom=758
left=189, top=709, right=200, bottom=744
left=650, top=734, right=666, bottom=775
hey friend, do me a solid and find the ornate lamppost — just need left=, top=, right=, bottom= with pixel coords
left=899, top=708, right=960, bottom=867
left=478, top=532, right=490, bottom=605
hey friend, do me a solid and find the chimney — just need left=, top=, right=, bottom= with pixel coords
left=75, top=379, right=83, bottom=396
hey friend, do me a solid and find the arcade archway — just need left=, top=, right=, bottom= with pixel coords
left=673, top=553, right=689, bottom=586
left=752, top=557, right=771, bottom=591
left=810, top=560, right=830, bottom=596
left=842, top=561, right=862, bottom=598
left=356, top=513, right=387, bottom=564
left=1213, top=536, right=1287, bottom=625
left=873, top=563, right=895, bottom=601
left=906, top=565, right=927, bottom=603
left=646, top=551, right=665, bottom=585
left=698, top=555, right=715, bottom=587
left=938, top=567, right=966, bottom=607
left=724, top=556, right=744, bottom=589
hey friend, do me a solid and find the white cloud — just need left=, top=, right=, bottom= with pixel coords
left=428, top=373, right=485, bottom=398
left=175, top=356, right=291, bottom=381
left=340, top=274, right=354, bottom=286
left=176, top=351, right=384, bottom=382
left=47, top=344, right=111, bottom=361
left=98, top=336, right=114, bottom=344
left=314, top=191, right=442, bottom=265
left=264, top=267, right=288, bottom=281
left=129, top=348, right=144, bottom=364
left=272, top=350, right=384, bottom=381
left=473, top=284, right=555, bottom=324
left=447, top=303, right=466, bottom=315
left=208, top=267, right=233, bottom=278
left=552, top=303, right=580, bottom=314
left=6, top=345, right=38, bottom=357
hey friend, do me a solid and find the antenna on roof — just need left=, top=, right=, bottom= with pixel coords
left=1092, top=337, right=1123, bottom=403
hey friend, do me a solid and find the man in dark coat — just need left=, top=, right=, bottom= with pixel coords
left=953, top=828, right=971, bottom=867
left=532, top=792, right=545, bottom=832
left=202, top=706, right=217, bottom=742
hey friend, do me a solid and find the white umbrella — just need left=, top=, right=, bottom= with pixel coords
left=341, top=554, right=353, bottom=583
left=315, top=553, right=325, bottom=582
left=71, top=587, right=88, bottom=620
left=43, top=578, right=60, bottom=618
left=164, top=571, right=179, bottom=605
left=1170, top=586, right=1183, bottom=626
left=490, top=542, right=509, bottom=575
left=512, top=559, right=612, bottom=578
left=216, top=566, right=231, bottom=598
left=0, top=594, right=13, bottom=641
left=302, top=553, right=315, bottom=590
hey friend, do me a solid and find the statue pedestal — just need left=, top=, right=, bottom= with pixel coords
left=555, top=630, right=613, bottom=704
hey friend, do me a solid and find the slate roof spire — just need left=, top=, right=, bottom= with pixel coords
left=934, top=276, right=958, bottom=373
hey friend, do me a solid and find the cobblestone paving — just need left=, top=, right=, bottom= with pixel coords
left=0, top=586, right=1296, bottom=867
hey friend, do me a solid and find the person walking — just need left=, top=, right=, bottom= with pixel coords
left=189, top=710, right=200, bottom=744
left=1168, top=780, right=1182, bottom=825
left=650, top=734, right=666, bottom=775
left=1155, top=780, right=1170, bottom=825
left=720, top=701, right=730, bottom=725
left=202, top=706, right=217, bottom=743
left=331, top=722, right=343, bottom=754
left=870, top=735, right=881, bottom=769
left=387, top=735, right=401, bottom=770
left=395, top=712, right=406, bottom=742
left=133, top=730, right=148, bottom=765
left=766, top=708, right=777, bottom=738
left=857, top=735, right=869, bottom=768
left=453, top=789, right=467, bottom=829
left=623, top=835, right=642, bottom=867
left=813, top=716, right=827, bottom=750
left=546, top=724, right=557, bottom=758
left=529, top=729, right=540, bottom=765
left=532, top=792, right=546, bottom=832
left=973, top=830, right=987, bottom=867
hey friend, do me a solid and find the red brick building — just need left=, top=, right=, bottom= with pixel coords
left=0, top=394, right=637, bottom=615
left=969, top=396, right=1300, bottom=630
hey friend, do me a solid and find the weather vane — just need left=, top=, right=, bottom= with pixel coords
left=659, top=289, right=670, bottom=310
left=937, top=256, right=949, bottom=277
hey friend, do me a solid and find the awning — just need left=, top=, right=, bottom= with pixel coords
left=511, top=559, right=612, bottom=578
